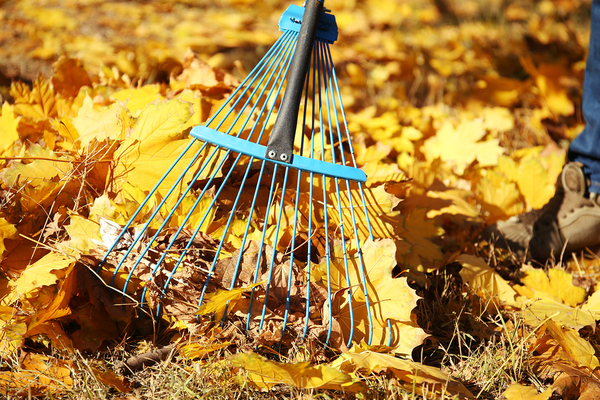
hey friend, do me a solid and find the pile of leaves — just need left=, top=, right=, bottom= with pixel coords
left=1, top=0, right=600, bottom=399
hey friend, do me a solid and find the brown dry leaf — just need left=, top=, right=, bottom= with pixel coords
left=92, top=366, right=132, bottom=393
left=550, top=364, right=600, bottom=400
left=51, top=56, right=92, bottom=99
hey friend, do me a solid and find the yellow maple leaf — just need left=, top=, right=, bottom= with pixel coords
left=111, top=85, right=164, bottom=116
left=399, top=207, right=444, bottom=272
left=421, top=118, right=504, bottom=175
left=0, top=353, right=74, bottom=394
left=521, top=57, right=574, bottom=117
left=513, top=157, right=556, bottom=209
left=495, top=153, right=559, bottom=210
left=230, top=352, right=367, bottom=391
left=0, top=144, right=69, bottom=188
left=112, top=99, right=219, bottom=196
left=482, top=106, right=514, bottom=132
left=519, top=269, right=586, bottom=307
left=58, top=215, right=102, bottom=255
left=361, top=162, right=406, bottom=187
left=0, top=103, right=20, bottom=156
left=520, top=297, right=596, bottom=329
left=324, top=183, right=401, bottom=242
left=476, top=169, right=523, bottom=220
left=318, top=239, right=425, bottom=352
left=354, top=141, right=391, bottom=166
left=10, top=76, right=58, bottom=120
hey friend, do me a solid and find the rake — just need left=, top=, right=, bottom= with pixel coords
left=99, top=0, right=385, bottom=349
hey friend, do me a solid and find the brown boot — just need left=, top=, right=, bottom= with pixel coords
left=483, top=162, right=600, bottom=262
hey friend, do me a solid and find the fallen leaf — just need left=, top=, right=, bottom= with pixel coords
left=197, top=281, right=263, bottom=320
left=330, top=346, right=474, bottom=399
left=0, top=102, right=20, bottom=155
left=458, top=254, right=519, bottom=307
left=544, top=320, right=600, bottom=370
left=9, top=252, right=75, bottom=297
left=230, top=352, right=367, bottom=391
left=503, top=383, right=552, bottom=400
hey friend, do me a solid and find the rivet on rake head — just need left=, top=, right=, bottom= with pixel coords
left=280, top=153, right=288, bottom=161
left=268, top=150, right=277, bottom=158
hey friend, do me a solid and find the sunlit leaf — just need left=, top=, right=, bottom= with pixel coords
left=503, top=383, right=552, bottom=400
left=544, top=319, right=600, bottom=370
left=458, top=254, right=519, bottom=306
left=0, top=218, right=18, bottom=257
left=9, top=253, right=74, bottom=297
left=0, top=102, right=20, bottom=155
left=421, top=119, right=504, bottom=175
left=520, top=269, right=586, bottom=307
left=230, top=352, right=367, bottom=391
left=72, top=95, right=125, bottom=146
left=197, top=281, right=263, bottom=320
left=331, top=346, right=474, bottom=399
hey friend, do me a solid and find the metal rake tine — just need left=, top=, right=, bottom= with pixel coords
left=279, top=167, right=303, bottom=346
left=246, top=163, right=281, bottom=330
left=258, top=165, right=293, bottom=332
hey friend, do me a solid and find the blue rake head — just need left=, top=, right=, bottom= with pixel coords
left=99, top=0, right=393, bottom=352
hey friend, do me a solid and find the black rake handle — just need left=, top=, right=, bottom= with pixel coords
left=265, top=0, right=325, bottom=163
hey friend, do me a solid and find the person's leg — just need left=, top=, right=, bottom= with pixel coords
left=569, top=0, right=600, bottom=197
left=483, top=0, right=600, bottom=263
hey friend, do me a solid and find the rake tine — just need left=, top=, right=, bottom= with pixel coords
left=246, top=163, right=280, bottom=329
left=279, top=167, right=303, bottom=348
left=259, top=165, right=293, bottom=332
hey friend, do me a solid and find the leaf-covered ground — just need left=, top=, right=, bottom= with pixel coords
left=1, top=0, right=599, bottom=399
